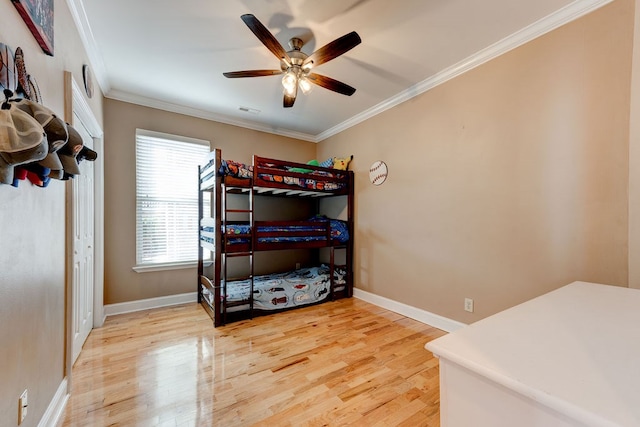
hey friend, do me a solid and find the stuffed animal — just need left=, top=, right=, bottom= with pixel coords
left=289, top=159, right=319, bottom=173
left=289, top=155, right=353, bottom=173
left=332, top=155, right=353, bottom=171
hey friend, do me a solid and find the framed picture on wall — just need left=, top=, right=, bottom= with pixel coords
left=11, top=0, right=54, bottom=56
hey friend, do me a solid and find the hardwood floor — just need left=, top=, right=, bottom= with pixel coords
left=61, top=298, right=446, bottom=426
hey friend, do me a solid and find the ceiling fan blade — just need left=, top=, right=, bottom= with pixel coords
left=241, top=14, right=291, bottom=64
left=223, top=70, right=283, bottom=78
left=303, top=31, right=361, bottom=68
left=307, top=73, right=356, bottom=96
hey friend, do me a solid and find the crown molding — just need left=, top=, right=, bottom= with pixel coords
left=315, top=0, right=614, bottom=142
left=65, top=0, right=110, bottom=94
left=106, top=90, right=318, bottom=142
left=69, top=0, right=612, bottom=143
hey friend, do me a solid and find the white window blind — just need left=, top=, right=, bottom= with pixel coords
left=135, top=130, right=210, bottom=269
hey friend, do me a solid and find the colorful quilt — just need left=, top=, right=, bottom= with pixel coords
left=218, top=159, right=253, bottom=179
left=217, top=216, right=349, bottom=244
left=218, top=158, right=346, bottom=191
left=200, top=217, right=349, bottom=247
left=310, top=215, right=349, bottom=243
left=257, top=172, right=345, bottom=191
left=225, top=265, right=347, bottom=311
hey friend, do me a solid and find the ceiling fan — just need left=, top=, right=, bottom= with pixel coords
left=223, top=14, right=361, bottom=108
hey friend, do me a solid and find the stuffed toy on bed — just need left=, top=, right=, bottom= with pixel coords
left=289, top=159, right=319, bottom=173
left=332, top=155, right=353, bottom=171
left=290, top=155, right=353, bottom=173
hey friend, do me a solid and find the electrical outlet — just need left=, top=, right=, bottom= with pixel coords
left=464, top=298, right=474, bottom=313
left=295, top=262, right=301, bottom=270
left=18, top=389, right=27, bottom=424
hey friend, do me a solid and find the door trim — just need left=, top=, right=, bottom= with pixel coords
left=63, top=71, right=104, bottom=388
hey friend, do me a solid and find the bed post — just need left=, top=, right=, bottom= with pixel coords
left=347, top=170, right=354, bottom=297
left=197, top=165, right=204, bottom=305
left=213, top=148, right=223, bottom=327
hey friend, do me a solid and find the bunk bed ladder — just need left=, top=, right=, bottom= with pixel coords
left=214, top=151, right=223, bottom=327
left=221, top=181, right=255, bottom=323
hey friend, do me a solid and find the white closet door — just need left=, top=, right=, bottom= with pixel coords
left=71, top=116, right=95, bottom=365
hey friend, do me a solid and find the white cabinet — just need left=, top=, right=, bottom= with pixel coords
left=426, top=282, right=640, bottom=427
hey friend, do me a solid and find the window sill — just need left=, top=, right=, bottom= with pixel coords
left=133, top=261, right=210, bottom=273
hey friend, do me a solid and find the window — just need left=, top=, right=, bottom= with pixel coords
left=135, top=129, right=210, bottom=271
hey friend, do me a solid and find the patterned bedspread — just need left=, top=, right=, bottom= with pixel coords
left=226, top=265, right=346, bottom=311
left=222, top=216, right=349, bottom=244
left=218, top=159, right=253, bottom=179
left=200, top=217, right=349, bottom=248
left=257, top=172, right=345, bottom=191
left=218, top=158, right=346, bottom=191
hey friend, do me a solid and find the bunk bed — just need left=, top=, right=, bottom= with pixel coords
left=197, top=148, right=354, bottom=327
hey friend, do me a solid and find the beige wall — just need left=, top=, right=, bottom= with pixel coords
left=103, top=100, right=316, bottom=304
left=0, top=0, right=636, bottom=424
left=629, top=0, right=640, bottom=289
left=318, top=0, right=633, bottom=323
left=0, top=0, right=104, bottom=425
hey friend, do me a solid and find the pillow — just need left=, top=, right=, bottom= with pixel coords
left=289, top=159, right=319, bottom=173
left=319, top=158, right=333, bottom=168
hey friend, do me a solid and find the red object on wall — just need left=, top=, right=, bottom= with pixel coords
left=11, top=0, right=54, bottom=56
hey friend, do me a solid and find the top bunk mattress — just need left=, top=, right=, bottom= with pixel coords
left=199, top=151, right=352, bottom=196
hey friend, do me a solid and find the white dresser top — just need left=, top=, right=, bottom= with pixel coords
left=426, top=282, right=640, bottom=427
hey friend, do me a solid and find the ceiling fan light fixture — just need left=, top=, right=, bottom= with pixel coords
left=282, top=69, right=298, bottom=95
left=299, top=76, right=312, bottom=94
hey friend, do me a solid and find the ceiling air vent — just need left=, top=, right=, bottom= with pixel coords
left=238, top=106, right=260, bottom=115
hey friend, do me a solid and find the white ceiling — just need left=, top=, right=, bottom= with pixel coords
left=69, top=0, right=610, bottom=142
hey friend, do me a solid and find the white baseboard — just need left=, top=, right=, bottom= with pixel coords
left=103, top=289, right=464, bottom=332
left=93, top=305, right=106, bottom=328
left=94, top=311, right=107, bottom=328
left=353, top=288, right=466, bottom=333
left=38, top=378, right=68, bottom=427
left=104, top=292, right=198, bottom=317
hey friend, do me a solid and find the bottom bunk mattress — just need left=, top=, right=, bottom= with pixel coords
left=225, top=265, right=346, bottom=312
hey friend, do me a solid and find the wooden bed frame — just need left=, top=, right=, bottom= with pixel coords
left=197, top=148, right=354, bottom=326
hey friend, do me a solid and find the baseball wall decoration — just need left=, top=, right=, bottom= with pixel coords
left=369, top=160, right=388, bottom=185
